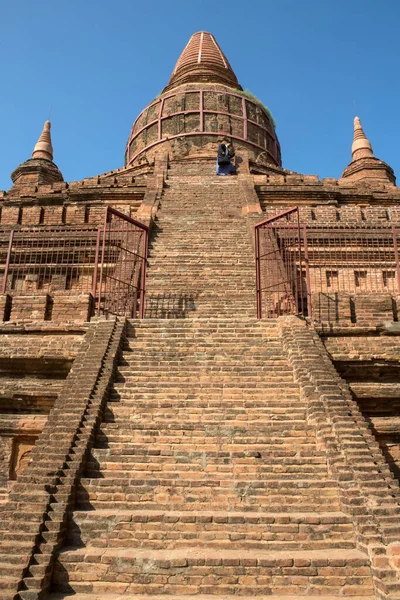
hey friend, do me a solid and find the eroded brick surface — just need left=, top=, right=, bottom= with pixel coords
left=1, top=33, right=400, bottom=600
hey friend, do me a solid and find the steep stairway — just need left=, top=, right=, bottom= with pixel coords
left=49, top=319, right=373, bottom=598
left=47, top=170, right=374, bottom=599
left=145, top=174, right=256, bottom=318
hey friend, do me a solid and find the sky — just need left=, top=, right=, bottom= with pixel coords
left=1, top=0, right=400, bottom=190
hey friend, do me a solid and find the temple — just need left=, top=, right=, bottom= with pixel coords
left=1, top=31, right=400, bottom=600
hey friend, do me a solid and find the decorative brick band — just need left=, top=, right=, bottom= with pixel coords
left=0, top=317, right=126, bottom=600
left=0, top=293, right=94, bottom=324
left=277, top=316, right=400, bottom=599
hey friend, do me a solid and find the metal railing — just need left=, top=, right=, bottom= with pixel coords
left=0, top=207, right=148, bottom=318
left=255, top=208, right=400, bottom=319
left=96, top=207, right=148, bottom=318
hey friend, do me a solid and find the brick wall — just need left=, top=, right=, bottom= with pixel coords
left=311, top=292, right=399, bottom=325
left=0, top=293, right=94, bottom=323
left=0, top=324, right=86, bottom=502
left=0, top=318, right=125, bottom=598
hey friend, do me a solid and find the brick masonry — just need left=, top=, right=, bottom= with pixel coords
left=1, top=33, right=400, bottom=600
left=0, top=157, right=399, bottom=600
left=0, top=317, right=125, bottom=599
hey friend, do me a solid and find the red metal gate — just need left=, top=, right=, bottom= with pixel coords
left=255, top=209, right=400, bottom=320
left=255, top=208, right=310, bottom=319
left=0, top=207, right=148, bottom=319
left=94, top=207, right=148, bottom=318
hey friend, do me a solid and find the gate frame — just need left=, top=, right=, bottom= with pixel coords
left=255, top=207, right=311, bottom=319
left=95, top=206, right=149, bottom=318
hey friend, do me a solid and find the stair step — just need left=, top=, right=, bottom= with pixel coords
left=67, top=508, right=355, bottom=550
left=46, top=595, right=378, bottom=600
left=51, top=547, right=374, bottom=596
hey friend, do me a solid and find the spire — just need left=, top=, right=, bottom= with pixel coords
left=164, top=31, right=241, bottom=92
left=351, top=116, right=373, bottom=160
left=32, top=120, right=53, bottom=161
left=341, top=116, right=395, bottom=185
left=10, top=120, right=63, bottom=189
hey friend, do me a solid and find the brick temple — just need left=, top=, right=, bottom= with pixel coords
left=1, top=30, right=400, bottom=600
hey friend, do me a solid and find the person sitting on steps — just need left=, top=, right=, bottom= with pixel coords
left=216, top=142, right=236, bottom=176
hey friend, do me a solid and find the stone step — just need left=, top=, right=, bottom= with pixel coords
left=109, top=388, right=299, bottom=395
left=95, top=428, right=316, bottom=440
left=51, top=547, right=374, bottom=596
left=46, top=594, right=378, bottom=600
left=93, top=440, right=319, bottom=453
left=91, top=447, right=324, bottom=459
left=119, top=355, right=283, bottom=361
left=79, top=477, right=338, bottom=490
left=106, top=400, right=302, bottom=408
left=118, top=353, right=283, bottom=359
left=0, top=560, right=24, bottom=577
left=76, top=487, right=340, bottom=513
left=119, top=345, right=285, bottom=352
left=94, top=438, right=318, bottom=450
left=67, top=509, right=355, bottom=550
left=122, top=338, right=282, bottom=345
left=106, top=405, right=303, bottom=414
left=102, top=417, right=309, bottom=427
left=107, top=394, right=302, bottom=404
left=94, top=433, right=318, bottom=444
left=0, top=575, right=20, bottom=593
left=75, top=500, right=341, bottom=513
left=116, top=366, right=293, bottom=373
left=126, top=318, right=278, bottom=327
left=114, top=378, right=296, bottom=385
left=84, top=466, right=331, bottom=479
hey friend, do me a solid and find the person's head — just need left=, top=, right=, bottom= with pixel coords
left=220, top=143, right=226, bottom=152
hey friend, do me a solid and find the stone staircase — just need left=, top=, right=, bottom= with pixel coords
left=144, top=174, right=256, bottom=318
left=46, top=170, right=375, bottom=600
left=48, top=319, right=374, bottom=598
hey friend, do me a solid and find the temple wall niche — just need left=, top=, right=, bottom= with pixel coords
left=9, top=435, right=38, bottom=480
left=0, top=329, right=85, bottom=497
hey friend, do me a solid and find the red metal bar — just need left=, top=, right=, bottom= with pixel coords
left=91, top=227, right=102, bottom=298
left=158, top=98, right=164, bottom=140
left=139, top=229, right=148, bottom=319
left=97, top=208, right=109, bottom=315
left=106, top=206, right=148, bottom=231
left=302, top=225, right=312, bottom=318
left=255, top=208, right=302, bottom=319
left=255, top=208, right=298, bottom=230
left=199, top=91, right=204, bottom=133
left=2, top=229, right=14, bottom=294
left=297, top=211, right=304, bottom=315
left=255, top=226, right=261, bottom=319
left=392, top=227, right=400, bottom=294
left=242, top=97, right=247, bottom=139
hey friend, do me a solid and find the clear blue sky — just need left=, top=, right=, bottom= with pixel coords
left=1, top=0, right=399, bottom=190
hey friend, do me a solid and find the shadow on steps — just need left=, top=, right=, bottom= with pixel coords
left=145, top=293, right=198, bottom=318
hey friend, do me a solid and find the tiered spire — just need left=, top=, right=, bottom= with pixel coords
left=10, top=120, right=63, bottom=188
left=164, top=31, right=241, bottom=92
left=32, top=120, right=54, bottom=161
left=351, top=117, right=373, bottom=160
left=341, top=116, right=395, bottom=185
